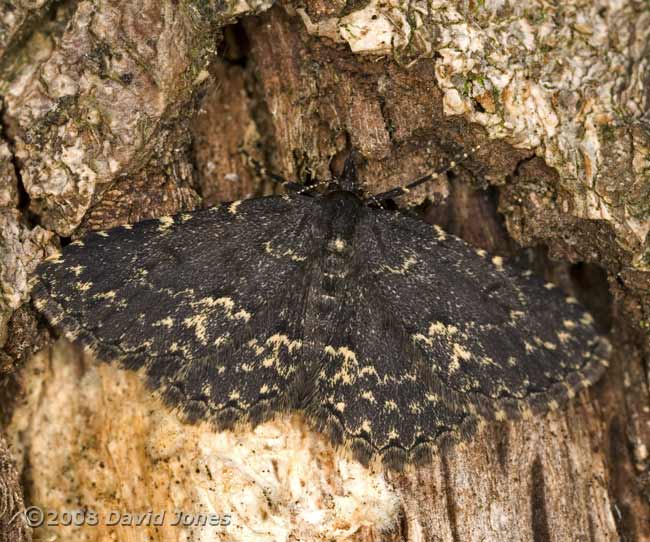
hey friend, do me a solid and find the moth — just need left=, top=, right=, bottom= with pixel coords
left=32, top=148, right=610, bottom=469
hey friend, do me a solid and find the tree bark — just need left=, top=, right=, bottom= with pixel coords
left=1, top=1, right=649, bottom=541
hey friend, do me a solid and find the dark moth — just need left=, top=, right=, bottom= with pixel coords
left=31, top=159, right=610, bottom=469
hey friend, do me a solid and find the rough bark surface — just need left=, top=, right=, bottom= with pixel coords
left=0, top=433, right=29, bottom=542
left=1, top=1, right=649, bottom=541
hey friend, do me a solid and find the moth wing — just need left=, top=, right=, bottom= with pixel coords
left=358, top=209, right=609, bottom=419
left=32, top=196, right=320, bottom=426
left=307, top=208, right=609, bottom=468
left=307, top=274, right=478, bottom=469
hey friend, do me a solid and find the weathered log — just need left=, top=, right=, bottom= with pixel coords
left=1, top=2, right=649, bottom=541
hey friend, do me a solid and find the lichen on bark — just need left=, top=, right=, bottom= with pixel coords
left=1, top=0, right=270, bottom=237
left=298, top=0, right=650, bottom=271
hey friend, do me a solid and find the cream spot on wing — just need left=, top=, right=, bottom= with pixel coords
left=262, top=357, right=274, bottom=368
left=334, top=237, right=346, bottom=252
left=381, top=254, right=418, bottom=275
left=411, top=333, right=432, bottom=346
left=544, top=282, right=556, bottom=290
left=433, top=225, right=447, bottom=241
left=235, top=309, right=251, bottom=322
left=323, top=271, right=348, bottom=279
left=70, top=240, right=84, bottom=247
left=266, top=334, right=302, bottom=352
left=563, top=319, right=577, bottom=329
left=44, top=251, right=63, bottom=263
left=70, top=265, right=85, bottom=276
left=93, top=290, right=116, bottom=300
left=122, top=224, right=133, bottom=230
left=228, top=201, right=242, bottom=214
left=324, top=346, right=359, bottom=385
left=387, top=428, right=400, bottom=440
left=359, top=365, right=379, bottom=379
left=157, top=216, right=174, bottom=232
left=449, top=343, right=471, bottom=373
left=154, top=317, right=174, bottom=328
left=580, top=312, right=595, bottom=326
left=402, top=371, right=417, bottom=382
left=566, top=296, right=578, bottom=304
left=247, top=339, right=265, bottom=356
left=215, top=297, right=234, bottom=310
left=413, top=321, right=459, bottom=347
left=191, top=296, right=251, bottom=323
left=476, top=248, right=487, bottom=258
left=260, top=384, right=269, bottom=394
left=384, top=400, right=398, bottom=412
left=507, top=356, right=517, bottom=366
left=495, top=409, right=507, bottom=421
left=430, top=321, right=458, bottom=336
left=543, top=341, right=557, bottom=350
left=96, top=231, right=109, bottom=237
left=361, top=420, right=372, bottom=433
left=361, top=390, right=376, bottom=403
left=335, top=401, right=346, bottom=412
left=76, top=281, right=93, bottom=292
left=286, top=249, right=306, bottom=262
left=260, top=334, right=302, bottom=373
left=492, top=256, right=504, bottom=270
left=264, top=241, right=306, bottom=262
left=183, top=314, right=209, bottom=344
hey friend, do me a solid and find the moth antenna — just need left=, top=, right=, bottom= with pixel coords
left=238, top=146, right=306, bottom=193
left=333, top=151, right=389, bottom=209
left=294, top=180, right=332, bottom=195
left=366, top=192, right=388, bottom=210
left=365, top=143, right=482, bottom=204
